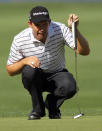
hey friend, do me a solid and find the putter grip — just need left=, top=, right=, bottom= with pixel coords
left=72, top=22, right=77, bottom=50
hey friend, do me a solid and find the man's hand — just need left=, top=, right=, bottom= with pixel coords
left=23, top=56, right=40, bottom=68
left=68, top=14, right=79, bottom=30
left=6, top=56, right=40, bottom=76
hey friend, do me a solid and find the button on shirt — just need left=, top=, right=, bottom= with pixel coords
left=7, top=21, right=75, bottom=73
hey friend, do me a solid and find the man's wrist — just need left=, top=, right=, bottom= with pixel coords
left=68, top=26, right=72, bottom=32
left=21, top=58, right=26, bottom=66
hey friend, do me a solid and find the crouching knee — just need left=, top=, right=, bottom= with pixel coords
left=22, top=65, right=36, bottom=81
left=22, top=65, right=38, bottom=87
left=64, top=79, right=77, bottom=99
left=55, top=79, right=77, bottom=99
left=66, top=85, right=77, bottom=99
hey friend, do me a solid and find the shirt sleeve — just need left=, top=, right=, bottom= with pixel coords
left=7, top=38, right=23, bottom=65
left=62, top=25, right=75, bottom=48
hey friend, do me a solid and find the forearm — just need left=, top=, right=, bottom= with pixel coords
left=76, top=29, right=90, bottom=55
left=6, top=56, right=40, bottom=76
left=6, top=59, right=25, bottom=76
left=67, top=14, right=90, bottom=55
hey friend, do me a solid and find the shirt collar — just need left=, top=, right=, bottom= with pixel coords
left=30, top=22, right=55, bottom=42
left=29, top=28, right=39, bottom=42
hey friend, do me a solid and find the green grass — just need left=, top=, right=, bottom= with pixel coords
left=0, top=2, right=102, bottom=130
left=0, top=116, right=102, bottom=131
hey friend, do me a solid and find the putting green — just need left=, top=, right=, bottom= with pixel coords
left=0, top=116, right=102, bottom=131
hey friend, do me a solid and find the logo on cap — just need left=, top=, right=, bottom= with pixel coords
left=33, top=12, right=48, bottom=16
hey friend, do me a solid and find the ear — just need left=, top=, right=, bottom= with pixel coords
left=28, top=21, right=32, bottom=27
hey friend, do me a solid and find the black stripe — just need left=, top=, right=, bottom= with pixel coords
left=40, top=47, right=64, bottom=65
left=50, top=32, right=62, bottom=38
left=54, top=29, right=62, bottom=32
left=21, top=46, right=34, bottom=50
left=47, top=37, right=63, bottom=46
left=16, top=28, right=29, bottom=38
left=15, top=28, right=31, bottom=40
left=65, top=34, right=72, bottom=42
left=11, top=52, right=22, bottom=59
left=40, top=51, right=59, bottom=63
left=21, top=48, right=43, bottom=54
left=11, top=46, right=17, bottom=52
left=63, top=27, right=69, bottom=36
left=9, top=56, right=18, bottom=61
left=41, top=58, right=63, bottom=70
left=52, top=23, right=64, bottom=29
left=47, top=54, right=63, bottom=69
left=11, top=51, right=21, bottom=59
left=8, top=59, right=15, bottom=63
left=41, top=58, right=56, bottom=65
left=49, top=63, right=62, bottom=71
left=46, top=39, right=63, bottom=48
left=49, top=34, right=63, bottom=41
left=64, top=30, right=71, bottom=39
left=21, top=47, right=43, bottom=52
left=52, top=25, right=60, bottom=29
left=37, top=44, right=64, bottom=59
left=11, top=49, right=22, bottom=57
left=40, top=44, right=63, bottom=58
left=15, top=35, right=30, bottom=40
left=13, top=42, right=18, bottom=48
left=15, top=42, right=34, bottom=47
left=23, top=54, right=34, bottom=57
left=15, top=38, right=31, bottom=44
left=46, top=43, right=63, bottom=53
left=11, top=49, right=18, bottom=55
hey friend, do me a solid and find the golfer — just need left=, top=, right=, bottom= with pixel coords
left=6, top=6, right=90, bottom=120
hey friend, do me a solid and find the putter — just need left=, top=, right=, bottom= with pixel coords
left=72, top=21, right=84, bottom=119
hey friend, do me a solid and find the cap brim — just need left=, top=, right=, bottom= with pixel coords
left=31, top=16, right=51, bottom=24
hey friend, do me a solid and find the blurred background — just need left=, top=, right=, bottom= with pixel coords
left=0, top=0, right=102, bottom=117
left=0, top=0, right=102, bottom=2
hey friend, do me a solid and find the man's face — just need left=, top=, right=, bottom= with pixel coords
left=28, top=21, right=50, bottom=43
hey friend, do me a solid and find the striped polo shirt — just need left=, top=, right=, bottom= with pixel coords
left=7, top=21, right=75, bottom=73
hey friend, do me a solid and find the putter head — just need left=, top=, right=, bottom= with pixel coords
left=73, top=113, right=84, bottom=119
